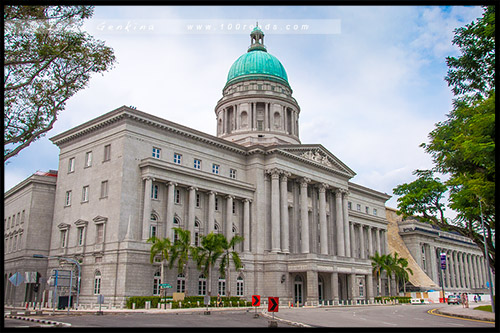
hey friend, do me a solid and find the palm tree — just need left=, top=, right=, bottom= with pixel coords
left=370, top=251, right=387, bottom=296
left=219, top=234, right=244, bottom=298
left=147, top=236, right=171, bottom=290
left=169, top=227, right=194, bottom=296
left=384, top=253, right=397, bottom=297
left=192, top=232, right=225, bottom=298
left=393, top=252, right=413, bottom=294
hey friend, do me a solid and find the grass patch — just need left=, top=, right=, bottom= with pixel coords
left=473, top=305, right=492, bottom=312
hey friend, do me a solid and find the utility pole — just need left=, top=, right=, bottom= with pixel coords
left=479, top=199, right=495, bottom=313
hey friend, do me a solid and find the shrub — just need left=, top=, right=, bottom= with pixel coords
left=126, top=295, right=251, bottom=309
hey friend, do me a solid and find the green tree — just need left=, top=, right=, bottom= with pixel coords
left=394, top=6, right=495, bottom=273
left=168, top=228, right=195, bottom=296
left=383, top=254, right=397, bottom=297
left=192, top=232, right=225, bottom=298
left=370, top=251, right=387, bottom=297
left=218, top=235, right=244, bottom=298
left=4, top=5, right=116, bottom=162
left=147, top=236, right=171, bottom=289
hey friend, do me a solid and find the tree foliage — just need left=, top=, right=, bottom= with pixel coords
left=394, top=6, right=495, bottom=274
left=4, top=5, right=116, bottom=162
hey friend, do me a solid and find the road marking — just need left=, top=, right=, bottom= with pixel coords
left=427, top=308, right=495, bottom=324
left=381, top=322, right=398, bottom=326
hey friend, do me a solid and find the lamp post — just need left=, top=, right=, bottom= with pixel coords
left=478, top=200, right=495, bottom=313
left=33, top=254, right=81, bottom=311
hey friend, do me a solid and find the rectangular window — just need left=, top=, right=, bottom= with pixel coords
left=174, top=153, right=182, bottom=165
left=365, top=206, right=369, bottom=214
left=212, top=163, right=220, bottom=174
left=16, top=213, right=20, bottom=225
left=152, top=147, right=161, bottom=159
left=215, top=197, right=219, bottom=211
left=96, top=224, right=104, bottom=243
left=229, top=169, right=237, bottom=179
left=77, top=227, right=84, bottom=246
left=60, top=230, right=67, bottom=248
left=348, top=202, right=352, bottom=210
left=68, top=157, right=75, bottom=173
left=232, top=201, right=236, bottom=214
left=150, top=225, right=157, bottom=238
left=236, top=279, right=244, bottom=296
left=198, top=278, right=206, bottom=296
left=177, top=277, right=186, bottom=293
left=373, top=208, right=377, bottom=216
left=103, top=144, right=111, bottom=161
left=174, top=189, right=181, bottom=204
left=21, top=210, right=25, bottom=223
left=100, top=181, right=108, bottom=198
left=194, top=158, right=201, bottom=170
left=82, top=186, right=89, bottom=202
left=356, top=204, right=361, bottom=212
left=65, top=191, right=72, bottom=206
left=85, top=151, right=93, bottom=167
left=151, top=184, right=159, bottom=199
left=218, top=279, right=226, bottom=296
left=196, top=194, right=201, bottom=208
left=94, top=275, right=101, bottom=295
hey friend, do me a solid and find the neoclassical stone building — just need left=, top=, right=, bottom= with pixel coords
left=4, top=27, right=491, bottom=308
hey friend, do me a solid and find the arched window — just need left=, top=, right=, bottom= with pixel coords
left=94, top=271, right=102, bottom=295
left=214, top=222, right=220, bottom=234
left=150, top=214, right=159, bottom=238
left=194, top=220, right=201, bottom=246
left=198, top=274, right=207, bottom=296
left=153, top=271, right=161, bottom=296
left=173, top=217, right=180, bottom=241
left=236, top=276, right=244, bottom=296
left=177, top=273, right=186, bottom=293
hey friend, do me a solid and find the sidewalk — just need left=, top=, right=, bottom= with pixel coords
left=434, top=301, right=495, bottom=322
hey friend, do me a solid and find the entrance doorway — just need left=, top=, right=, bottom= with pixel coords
left=318, top=277, right=324, bottom=302
left=294, top=275, right=303, bottom=305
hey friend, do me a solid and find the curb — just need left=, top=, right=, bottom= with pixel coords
left=432, top=309, right=495, bottom=323
left=4, top=314, right=72, bottom=327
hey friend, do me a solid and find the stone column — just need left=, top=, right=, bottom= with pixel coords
left=342, top=190, right=350, bottom=257
left=300, top=178, right=310, bottom=254
left=269, top=169, right=281, bottom=252
left=188, top=186, right=197, bottom=245
left=367, top=226, right=373, bottom=258
left=444, top=250, right=451, bottom=288
left=207, top=191, right=216, bottom=234
left=467, top=253, right=474, bottom=288
left=450, top=251, right=457, bottom=288
left=375, top=228, right=381, bottom=254
left=306, top=270, right=318, bottom=305
left=350, top=222, right=356, bottom=258
left=366, top=274, right=374, bottom=303
left=142, top=177, right=153, bottom=240
left=280, top=172, right=291, bottom=253
left=335, top=189, right=345, bottom=256
left=359, top=225, right=365, bottom=259
left=264, top=103, right=269, bottom=130
left=459, top=252, right=466, bottom=288
left=349, top=274, right=357, bottom=301
left=429, top=245, right=437, bottom=284
left=243, top=199, right=250, bottom=252
left=331, top=272, right=339, bottom=304
left=480, top=257, right=486, bottom=288
left=318, top=183, right=328, bottom=255
left=166, top=182, right=176, bottom=240
left=464, top=253, right=470, bottom=288
left=226, top=195, right=234, bottom=241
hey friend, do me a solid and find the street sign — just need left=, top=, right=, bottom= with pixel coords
left=9, top=272, right=24, bottom=286
left=268, top=297, right=279, bottom=312
left=160, top=283, right=172, bottom=288
left=204, top=295, right=210, bottom=306
left=440, top=253, right=446, bottom=270
left=97, top=295, right=105, bottom=304
left=252, top=295, right=261, bottom=306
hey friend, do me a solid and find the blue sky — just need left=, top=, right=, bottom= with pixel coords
left=4, top=5, right=485, bottom=219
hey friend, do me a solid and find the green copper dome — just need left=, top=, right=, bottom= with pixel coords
left=226, top=50, right=289, bottom=86
left=225, top=26, right=289, bottom=87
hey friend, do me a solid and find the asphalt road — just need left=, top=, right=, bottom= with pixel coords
left=8, top=309, right=294, bottom=328
left=273, top=303, right=495, bottom=328
left=4, top=304, right=495, bottom=328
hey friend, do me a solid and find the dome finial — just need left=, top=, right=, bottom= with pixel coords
left=249, top=22, right=266, bottom=52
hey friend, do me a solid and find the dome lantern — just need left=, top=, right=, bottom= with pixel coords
left=248, top=24, right=267, bottom=52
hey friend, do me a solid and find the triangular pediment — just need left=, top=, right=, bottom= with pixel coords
left=274, top=144, right=356, bottom=178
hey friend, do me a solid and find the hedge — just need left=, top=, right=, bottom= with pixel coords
left=374, top=296, right=412, bottom=304
left=126, top=295, right=251, bottom=309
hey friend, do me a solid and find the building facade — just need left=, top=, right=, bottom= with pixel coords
left=4, top=28, right=492, bottom=308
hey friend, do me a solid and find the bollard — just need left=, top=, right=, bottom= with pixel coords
left=132, top=303, right=136, bottom=310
